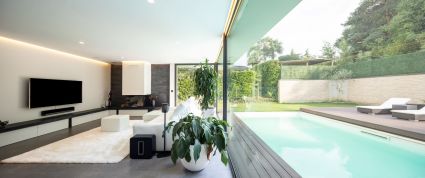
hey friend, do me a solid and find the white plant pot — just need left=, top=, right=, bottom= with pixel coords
left=180, top=144, right=210, bottom=172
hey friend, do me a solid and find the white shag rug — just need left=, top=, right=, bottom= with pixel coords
left=1, top=120, right=142, bottom=164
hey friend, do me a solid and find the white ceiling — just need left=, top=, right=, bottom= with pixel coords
left=0, top=0, right=231, bottom=64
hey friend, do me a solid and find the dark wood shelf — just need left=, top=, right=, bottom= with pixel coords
left=0, top=108, right=107, bottom=133
left=108, top=106, right=159, bottom=110
left=0, top=106, right=162, bottom=134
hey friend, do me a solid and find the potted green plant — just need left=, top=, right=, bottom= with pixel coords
left=165, top=113, right=229, bottom=171
left=194, top=59, right=217, bottom=116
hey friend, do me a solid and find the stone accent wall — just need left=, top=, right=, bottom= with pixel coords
left=110, top=64, right=125, bottom=107
left=151, top=64, right=170, bottom=106
left=278, top=74, right=425, bottom=104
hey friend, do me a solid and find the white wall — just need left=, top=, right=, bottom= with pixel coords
left=169, top=63, right=175, bottom=107
left=0, top=37, right=111, bottom=124
left=347, top=74, right=425, bottom=104
left=278, top=80, right=330, bottom=103
left=278, top=74, right=425, bottom=104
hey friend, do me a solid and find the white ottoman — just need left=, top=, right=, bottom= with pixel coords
left=101, top=115, right=130, bottom=132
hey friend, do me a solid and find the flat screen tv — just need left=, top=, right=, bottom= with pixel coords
left=29, top=78, right=82, bottom=108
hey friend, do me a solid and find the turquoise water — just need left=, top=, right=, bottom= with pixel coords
left=237, top=112, right=425, bottom=178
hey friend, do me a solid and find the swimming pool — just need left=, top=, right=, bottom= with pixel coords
left=236, top=112, right=425, bottom=178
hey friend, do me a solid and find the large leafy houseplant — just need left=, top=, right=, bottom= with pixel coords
left=194, top=59, right=217, bottom=110
left=165, top=114, right=229, bottom=166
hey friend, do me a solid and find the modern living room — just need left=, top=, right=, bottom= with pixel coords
left=0, top=0, right=243, bottom=177
left=4, top=0, right=425, bottom=178
left=0, top=0, right=309, bottom=177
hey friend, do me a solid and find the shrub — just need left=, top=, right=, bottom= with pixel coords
left=177, top=68, right=195, bottom=104
left=229, top=70, right=256, bottom=102
left=257, top=60, right=281, bottom=100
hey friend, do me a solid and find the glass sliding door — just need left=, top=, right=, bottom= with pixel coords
left=175, top=64, right=197, bottom=106
left=174, top=63, right=219, bottom=107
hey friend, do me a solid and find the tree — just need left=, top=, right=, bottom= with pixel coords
left=336, top=0, right=400, bottom=59
left=321, top=42, right=336, bottom=59
left=278, top=49, right=301, bottom=61
left=303, top=49, right=312, bottom=60
left=385, top=0, right=425, bottom=54
left=335, top=38, right=354, bottom=62
left=337, top=0, right=425, bottom=60
left=248, top=37, right=283, bottom=64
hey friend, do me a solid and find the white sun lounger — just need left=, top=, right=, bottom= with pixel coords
left=356, top=98, right=411, bottom=114
left=391, top=107, right=425, bottom=121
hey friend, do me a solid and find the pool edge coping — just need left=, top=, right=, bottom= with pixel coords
left=301, top=108, right=425, bottom=142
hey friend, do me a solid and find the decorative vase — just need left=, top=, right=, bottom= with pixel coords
left=180, top=144, right=210, bottom=172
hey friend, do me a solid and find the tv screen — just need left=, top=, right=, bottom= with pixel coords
left=29, top=78, right=82, bottom=108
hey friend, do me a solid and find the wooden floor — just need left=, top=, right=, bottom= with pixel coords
left=302, top=107, right=425, bottom=142
left=0, top=119, right=233, bottom=178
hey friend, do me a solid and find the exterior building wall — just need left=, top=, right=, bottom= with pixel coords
left=278, top=74, right=425, bottom=104
left=278, top=80, right=330, bottom=103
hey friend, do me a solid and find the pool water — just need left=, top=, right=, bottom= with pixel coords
left=237, top=112, right=425, bottom=178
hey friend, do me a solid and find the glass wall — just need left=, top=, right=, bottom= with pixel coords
left=174, top=63, right=219, bottom=107
left=224, top=0, right=425, bottom=176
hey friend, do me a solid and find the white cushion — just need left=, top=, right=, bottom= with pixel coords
left=101, top=115, right=130, bottom=132
left=170, top=103, right=188, bottom=121
left=169, top=97, right=202, bottom=122
left=185, top=97, right=202, bottom=116
left=357, top=106, right=389, bottom=109
left=392, top=110, right=425, bottom=114
left=380, top=98, right=410, bottom=108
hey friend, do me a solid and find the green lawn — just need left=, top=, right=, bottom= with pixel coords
left=220, top=102, right=357, bottom=112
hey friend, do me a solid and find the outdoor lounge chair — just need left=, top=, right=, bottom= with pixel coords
left=356, top=98, right=411, bottom=114
left=391, top=107, right=425, bottom=121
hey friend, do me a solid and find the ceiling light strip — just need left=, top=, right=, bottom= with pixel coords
left=216, top=0, right=243, bottom=62
left=0, top=36, right=109, bottom=65
left=223, top=0, right=243, bottom=37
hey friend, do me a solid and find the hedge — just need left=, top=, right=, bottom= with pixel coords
left=337, top=50, right=425, bottom=78
left=281, top=50, right=425, bottom=80
left=281, top=66, right=334, bottom=80
left=257, top=60, right=281, bottom=100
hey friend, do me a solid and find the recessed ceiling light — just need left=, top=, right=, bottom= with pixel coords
left=79, top=41, right=85, bottom=45
left=120, top=56, right=125, bottom=59
left=175, top=41, right=181, bottom=45
left=147, top=0, right=155, bottom=4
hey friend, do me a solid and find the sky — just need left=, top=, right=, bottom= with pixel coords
left=266, top=0, right=361, bottom=56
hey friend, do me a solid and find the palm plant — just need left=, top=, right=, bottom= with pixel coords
left=165, top=114, right=229, bottom=165
left=194, top=59, right=217, bottom=110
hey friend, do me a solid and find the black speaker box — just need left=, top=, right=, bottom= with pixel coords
left=130, top=134, right=156, bottom=159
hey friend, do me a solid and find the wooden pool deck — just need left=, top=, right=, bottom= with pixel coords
left=301, top=107, right=425, bottom=142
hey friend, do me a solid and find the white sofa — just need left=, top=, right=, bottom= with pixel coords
left=133, top=97, right=202, bottom=151
left=133, top=108, right=175, bottom=151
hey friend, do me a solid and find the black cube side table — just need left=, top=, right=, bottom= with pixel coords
left=130, top=134, right=156, bottom=159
